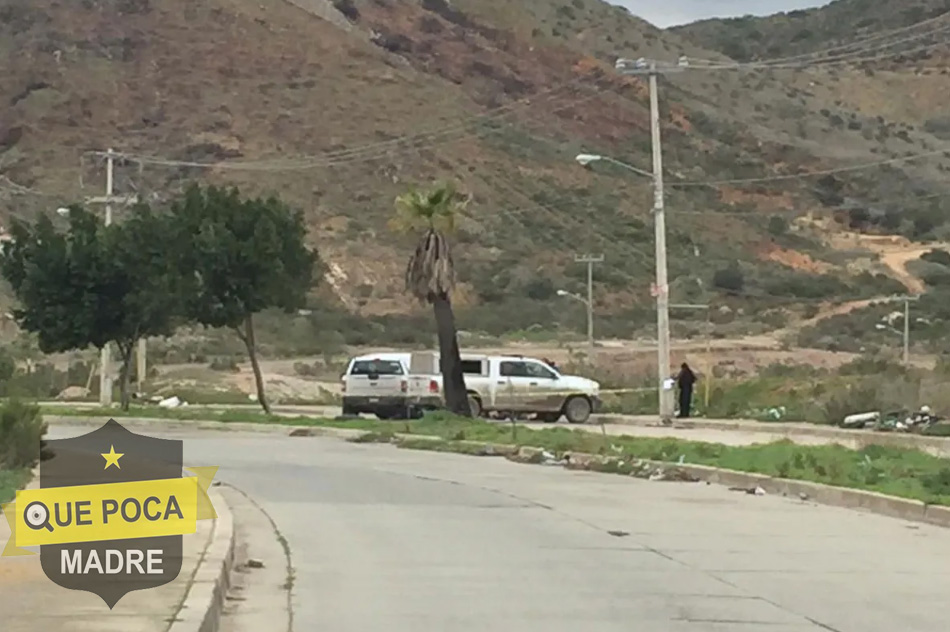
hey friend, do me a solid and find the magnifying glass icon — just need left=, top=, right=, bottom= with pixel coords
left=23, top=501, right=54, bottom=533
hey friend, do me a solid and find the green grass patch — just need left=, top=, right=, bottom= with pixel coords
left=45, top=407, right=950, bottom=505
left=0, top=468, right=32, bottom=504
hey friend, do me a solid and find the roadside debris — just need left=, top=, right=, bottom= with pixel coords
left=838, top=406, right=943, bottom=433
left=157, top=395, right=189, bottom=408
left=245, top=559, right=265, bottom=569
left=729, top=485, right=767, bottom=496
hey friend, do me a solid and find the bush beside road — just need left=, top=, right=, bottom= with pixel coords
left=0, top=400, right=47, bottom=503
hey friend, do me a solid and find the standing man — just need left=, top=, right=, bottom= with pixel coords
left=675, top=362, right=697, bottom=418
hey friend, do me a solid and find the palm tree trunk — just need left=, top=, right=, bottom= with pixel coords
left=432, top=292, right=471, bottom=416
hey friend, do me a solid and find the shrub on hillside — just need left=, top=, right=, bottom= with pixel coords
left=921, top=248, right=950, bottom=267
left=0, top=400, right=45, bottom=470
left=712, top=262, right=744, bottom=292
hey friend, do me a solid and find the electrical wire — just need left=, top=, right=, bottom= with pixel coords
left=84, top=75, right=613, bottom=171
left=688, top=19, right=950, bottom=69
left=687, top=38, right=950, bottom=71
left=671, top=148, right=948, bottom=187
left=741, top=10, right=950, bottom=65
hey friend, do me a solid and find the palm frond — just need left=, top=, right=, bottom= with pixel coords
left=391, top=181, right=468, bottom=235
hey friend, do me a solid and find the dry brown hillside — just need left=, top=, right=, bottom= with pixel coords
left=1, top=0, right=948, bottom=345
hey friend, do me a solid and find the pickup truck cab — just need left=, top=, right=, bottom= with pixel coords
left=406, top=352, right=601, bottom=424
left=459, top=354, right=601, bottom=424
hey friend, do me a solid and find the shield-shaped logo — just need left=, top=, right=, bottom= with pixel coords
left=2, top=419, right=217, bottom=609
left=40, top=419, right=183, bottom=607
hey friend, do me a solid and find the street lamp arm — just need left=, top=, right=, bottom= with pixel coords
left=575, top=153, right=654, bottom=179
left=600, top=155, right=655, bottom=179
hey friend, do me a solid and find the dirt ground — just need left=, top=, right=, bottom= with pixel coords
left=142, top=341, right=872, bottom=403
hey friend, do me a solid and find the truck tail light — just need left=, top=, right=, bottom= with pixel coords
left=401, top=380, right=408, bottom=393
left=429, top=379, right=439, bottom=393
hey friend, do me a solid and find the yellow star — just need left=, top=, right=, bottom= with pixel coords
left=101, top=445, right=124, bottom=470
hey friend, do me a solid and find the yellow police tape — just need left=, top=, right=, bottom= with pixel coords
left=1, top=466, right=218, bottom=557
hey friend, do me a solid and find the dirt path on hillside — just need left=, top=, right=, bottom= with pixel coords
left=770, top=231, right=943, bottom=339
left=830, top=232, right=937, bottom=296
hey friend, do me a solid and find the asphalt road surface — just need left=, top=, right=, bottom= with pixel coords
left=48, top=424, right=950, bottom=631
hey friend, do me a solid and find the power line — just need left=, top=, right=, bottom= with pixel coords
left=671, top=148, right=948, bottom=187
left=688, top=38, right=950, bottom=71
left=85, top=75, right=610, bottom=171
left=729, top=10, right=950, bottom=67
left=690, top=19, right=950, bottom=69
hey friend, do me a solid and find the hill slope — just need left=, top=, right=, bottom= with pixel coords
left=672, top=0, right=949, bottom=62
left=1, top=0, right=949, bottom=346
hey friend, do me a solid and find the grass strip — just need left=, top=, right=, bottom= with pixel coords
left=45, top=407, right=950, bottom=505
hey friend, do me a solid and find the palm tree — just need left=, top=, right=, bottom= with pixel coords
left=392, top=181, right=472, bottom=417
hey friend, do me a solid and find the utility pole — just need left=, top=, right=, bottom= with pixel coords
left=904, top=297, right=910, bottom=365
left=615, top=58, right=683, bottom=421
left=84, top=148, right=139, bottom=405
left=575, top=254, right=603, bottom=359
left=898, top=295, right=919, bottom=366
left=874, top=294, right=919, bottom=366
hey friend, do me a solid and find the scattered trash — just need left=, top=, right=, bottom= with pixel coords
left=729, top=485, right=767, bottom=496
left=607, top=530, right=630, bottom=537
left=245, top=559, right=265, bottom=569
left=289, top=428, right=313, bottom=437
left=840, top=406, right=943, bottom=434
left=841, top=411, right=880, bottom=429
left=643, top=466, right=699, bottom=482
left=798, top=492, right=809, bottom=501
left=158, top=396, right=183, bottom=409
left=749, top=406, right=787, bottom=421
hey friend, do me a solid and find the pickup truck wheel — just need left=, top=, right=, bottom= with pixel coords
left=563, top=396, right=592, bottom=424
left=466, top=394, right=483, bottom=418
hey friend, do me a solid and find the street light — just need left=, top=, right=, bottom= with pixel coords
left=574, top=143, right=672, bottom=420
left=556, top=289, right=594, bottom=356
left=574, top=153, right=654, bottom=178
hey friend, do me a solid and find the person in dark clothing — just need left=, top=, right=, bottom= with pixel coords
left=675, top=363, right=697, bottom=418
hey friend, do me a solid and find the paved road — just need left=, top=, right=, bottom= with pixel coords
left=47, top=424, right=950, bottom=631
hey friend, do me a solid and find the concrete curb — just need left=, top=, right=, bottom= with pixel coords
left=512, top=447, right=950, bottom=529
left=598, top=415, right=950, bottom=457
left=168, top=486, right=235, bottom=632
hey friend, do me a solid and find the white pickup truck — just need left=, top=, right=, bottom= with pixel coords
left=342, top=351, right=601, bottom=424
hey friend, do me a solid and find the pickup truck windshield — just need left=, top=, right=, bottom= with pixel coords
left=350, top=360, right=404, bottom=376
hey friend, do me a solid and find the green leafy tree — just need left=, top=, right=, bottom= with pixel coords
left=391, top=181, right=472, bottom=417
left=167, top=185, right=319, bottom=414
left=0, top=205, right=183, bottom=409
